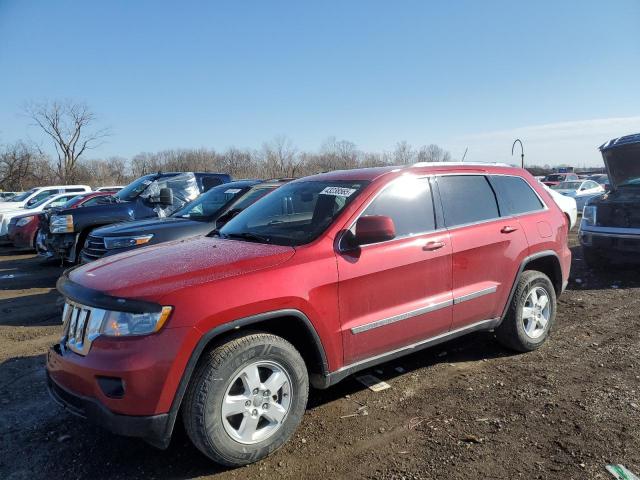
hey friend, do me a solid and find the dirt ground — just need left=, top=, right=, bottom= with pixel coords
left=1, top=231, right=639, bottom=480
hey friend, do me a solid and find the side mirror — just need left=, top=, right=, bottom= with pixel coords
left=159, top=187, right=173, bottom=206
left=353, top=215, right=395, bottom=246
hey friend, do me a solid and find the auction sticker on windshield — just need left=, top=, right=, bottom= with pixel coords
left=225, top=188, right=242, bottom=194
left=319, top=186, right=357, bottom=197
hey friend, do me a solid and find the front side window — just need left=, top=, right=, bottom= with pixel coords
left=173, top=183, right=248, bottom=220
left=437, top=175, right=500, bottom=227
left=219, top=180, right=368, bottom=246
left=489, top=175, right=544, bottom=216
left=361, top=177, right=435, bottom=238
left=9, top=189, right=36, bottom=202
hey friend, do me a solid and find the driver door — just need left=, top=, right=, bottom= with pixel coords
left=337, top=177, right=453, bottom=365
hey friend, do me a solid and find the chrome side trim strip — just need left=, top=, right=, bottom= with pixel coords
left=350, top=285, right=498, bottom=334
left=350, top=299, right=453, bottom=334
left=339, top=317, right=500, bottom=373
left=453, top=285, right=497, bottom=304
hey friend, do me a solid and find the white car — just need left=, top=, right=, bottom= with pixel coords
left=0, top=192, right=83, bottom=238
left=541, top=183, right=578, bottom=229
left=0, top=185, right=91, bottom=212
left=551, top=180, right=604, bottom=211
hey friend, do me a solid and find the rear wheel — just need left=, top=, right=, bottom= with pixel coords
left=182, top=332, right=309, bottom=466
left=496, top=270, right=556, bottom=352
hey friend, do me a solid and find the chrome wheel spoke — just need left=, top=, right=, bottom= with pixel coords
left=222, top=395, right=250, bottom=418
left=522, top=306, right=535, bottom=319
left=237, top=413, right=261, bottom=442
left=240, top=364, right=262, bottom=393
left=537, top=295, right=549, bottom=310
left=264, top=403, right=287, bottom=424
left=263, top=371, right=287, bottom=394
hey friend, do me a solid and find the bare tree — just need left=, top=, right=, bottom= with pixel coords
left=0, top=142, right=51, bottom=190
left=416, top=144, right=451, bottom=163
left=25, top=100, right=110, bottom=183
left=260, top=136, right=300, bottom=178
left=393, top=141, right=415, bottom=165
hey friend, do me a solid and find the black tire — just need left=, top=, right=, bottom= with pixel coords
left=182, top=332, right=309, bottom=466
left=582, top=246, right=605, bottom=269
left=496, top=270, right=557, bottom=352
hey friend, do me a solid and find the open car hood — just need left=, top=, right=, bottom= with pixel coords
left=600, top=134, right=640, bottom=190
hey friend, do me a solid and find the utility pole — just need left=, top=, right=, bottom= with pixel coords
left=512, top=139, right=524, bottom=168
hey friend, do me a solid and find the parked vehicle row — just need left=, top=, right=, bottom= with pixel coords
left=44, top=162, right=571, bottom=467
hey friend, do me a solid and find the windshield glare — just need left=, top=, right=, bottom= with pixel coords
left=219, top=180, right=368, bottom=246
left=173, top=184, right=246, bottom=219
left=9, top=189, right=36, bottom=202
left=115, top=175, right=156, bottom=201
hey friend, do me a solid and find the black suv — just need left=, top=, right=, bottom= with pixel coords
left=580, top=133, right=640, bottom=266
left=41, top=172, right=231, bottom=263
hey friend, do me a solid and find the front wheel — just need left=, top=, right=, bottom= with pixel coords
left=182, top=332, right=309, bottom=466
left=496, top=270, right=557, bottom=352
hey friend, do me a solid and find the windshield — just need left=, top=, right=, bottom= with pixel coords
left=218, top=180, right=369, bottom=246
left=545, top=174, right=567, bottom=182
left=25, top=195, right=58, bottom=209
left=115, top=175, right=157, bottom=202
left=552, top=181, right=581, bottom=190
left=172, top=183, right=247, bottom=219
left=9, top=189, right=36, bottom=202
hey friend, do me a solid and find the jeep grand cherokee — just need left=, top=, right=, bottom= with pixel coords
left=46, top=163, right=571, bottom=466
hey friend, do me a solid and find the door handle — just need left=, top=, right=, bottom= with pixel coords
left=423, top=241, right=445, bottom=251
left=501, top=225, right=518, bottom=234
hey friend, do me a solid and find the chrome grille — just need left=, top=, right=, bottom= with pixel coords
left=82, top=235, right=107, bottom=260
left=61, top=302, right=104, bottom=355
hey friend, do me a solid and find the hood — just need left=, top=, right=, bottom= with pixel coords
left=0, top=206, right=25, bottom=214
left=68, top=236, right=295, bottom=299
left=93, top=216, right=201, bottom=237
left=0, top=201, right=23, bottom=210
left=600, top=134, right=640, bottom=190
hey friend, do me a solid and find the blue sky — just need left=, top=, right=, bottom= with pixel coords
left=1, top=0, right=639, bottom=166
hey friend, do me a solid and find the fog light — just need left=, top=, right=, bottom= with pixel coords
left=97, top=376, right=125, bottom=398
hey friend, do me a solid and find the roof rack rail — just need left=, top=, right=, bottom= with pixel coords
left=410, top=161, right=513, bottom=168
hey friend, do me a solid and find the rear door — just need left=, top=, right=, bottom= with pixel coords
left=435, top=175, right=528, bottom=330
left=337, top=176, right=452, bottom=365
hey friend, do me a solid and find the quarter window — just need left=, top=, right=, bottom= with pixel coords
left=437, top=175, right=500, bottom=227
left=489, top=175, right=544, bottom=216
left=362, top=177, right=435, bottom=238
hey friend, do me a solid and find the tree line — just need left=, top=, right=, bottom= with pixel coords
left=0, top=100, right=456, bottom=191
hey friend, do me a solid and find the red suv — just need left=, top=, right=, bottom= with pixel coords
left=47, top=164, right=571, bottom=466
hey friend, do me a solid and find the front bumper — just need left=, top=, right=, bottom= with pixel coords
left=47, top=368, right=172, bottom=448
left=579, top=224, right=640, bottom=255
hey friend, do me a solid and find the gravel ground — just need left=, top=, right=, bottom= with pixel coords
left=1, top=231, right=639, bottom=480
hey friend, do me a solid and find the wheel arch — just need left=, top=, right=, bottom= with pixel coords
left=161, top=309, right=330, bottom=445
left=500, top=250, right=563, bottom=322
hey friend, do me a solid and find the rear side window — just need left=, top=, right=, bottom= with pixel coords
left=489, top=175, right=544, bottom=215
left=362, top=177, right=435, bottom=238
left=437, top=175, right=499, bottom=227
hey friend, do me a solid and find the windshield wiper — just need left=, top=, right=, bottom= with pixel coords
left=224, top=232, right=271, bottom=244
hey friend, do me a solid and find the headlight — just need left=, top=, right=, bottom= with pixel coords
left=104, top=234, right=154, bottom=250
left=16, top=216, right=35, bottom=227
left=101, top=306, right=173, bottom=336
left=50, top=214, right=74, bottom=233
left=582, top=205, right=597, bottom=226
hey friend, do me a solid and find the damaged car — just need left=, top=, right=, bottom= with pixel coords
left=580, top=133, right=640, bottom=266
left=39, top=172, right=230, bottom=263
